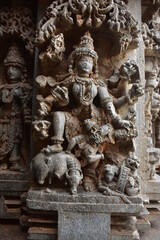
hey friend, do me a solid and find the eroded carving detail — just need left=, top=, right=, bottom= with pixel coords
left=143, top=9, right=160, bottom=182
left=142, top=9, right=160, bottom=57
left=39, top=33, right=65, bottom=66
left=35, top=0, right=139, bottom=61
left=0, top=8, right=35, bottom=55
left=98, top=153, right=141, bottom=204
left=31, top=150, right=83, bottom=195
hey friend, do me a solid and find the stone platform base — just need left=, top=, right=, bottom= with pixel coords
left=0, top=170, right=29, bottom=196
left=0, top=170, right=29, bottom=219
left=146, top=179, right=160, bottom=201
left=26, top=188, right=144, bottom=240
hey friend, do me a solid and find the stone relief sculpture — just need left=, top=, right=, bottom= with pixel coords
left=143, top=9, right=160, bottom=181
left=31, top=150, right=83, bottom=195
left=0, top=5, right=35, bottom=227
left=2, top=1, right=160, bottom=240
left=0, top=7, right=35, bottom=55
left=0, top=44, right=32, bottom=172
left=0, top=7, right=35, bottom=173
left=32, top=31, right=143, bottom=199
left=145, top=56, right=159, bottom=138
left=36, top=0, right=139, bottom=65
left=108, top=59, right=143, bottom=109
left=98, top=153, right=141, bottom=203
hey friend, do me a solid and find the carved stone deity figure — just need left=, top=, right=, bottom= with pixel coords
left=98, top=158, right=141, bottom=204
left=145, top=57, right=159, bottom=138
left=97, top=164, right=133, bottom=204
left=0, top=44, right=32, bottom=172
left=34, top=32, right=142, bottom=193
left=142, top=8, right=160, bottom=182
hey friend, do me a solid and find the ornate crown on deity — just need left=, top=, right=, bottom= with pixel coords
left=4, top=44, right=26, bottom=71
left=75, top=31, right=98, bottom=60
left=68, top=32, right=98, bottom=75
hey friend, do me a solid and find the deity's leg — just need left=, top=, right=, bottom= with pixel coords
left=83, top=160, right=100, bottom=192
left=50, top=111, right=66, bottom=152
left=9, top=142, right=25, bottom=172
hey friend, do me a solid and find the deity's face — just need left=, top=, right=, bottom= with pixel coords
left=6, top=66, right=22, bottom=82
left=76, top=56, right=93, bottom=76
left=104, top=169, right=115, bottom=183
left=104, top=164, right=118, bottom=183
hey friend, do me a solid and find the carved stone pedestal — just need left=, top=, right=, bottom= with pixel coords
left=145, top=148, right=160, bottom=201
left=0, top=171, right=29, bottom=219
left=146, top=178, right=160, bottom=201
left=0, top=171, right=29, bottom=196
left=26, top=188, right=144, bottom=240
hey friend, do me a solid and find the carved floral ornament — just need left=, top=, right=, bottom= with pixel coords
left=0, top=8, right=35, bottom=55
left=36, top=0, right=139, bottom=56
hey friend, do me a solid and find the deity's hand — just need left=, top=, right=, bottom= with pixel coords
left=98, top=184, right=111, bottom=195
left=39, top=101, right=51, bottom=117
left=129, top=83, right=144, bottom=102
left=103, top=187, right=111, bottom=196
left=115, top=117, right=134, bottom=130
left=51, top=86, right=69, bottom=106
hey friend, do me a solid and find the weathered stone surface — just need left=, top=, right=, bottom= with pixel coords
left=0, top=223, right=27, bottom=240
left=0, top=196, right=21, bottom=219
left=111, top=228, right=140, bottom=240
left=136, top=218, right=151, bottom=233
left=26, top=189, right=144, bottom=215
left=0, top=171, right=29, bottom=194
left=146, top=180, right=160, bottom=200
left=59, top=211, right=110, bottom=240
left=26, top=189, right=143, bottom=240
left=28, top=227, right=57, bottom=240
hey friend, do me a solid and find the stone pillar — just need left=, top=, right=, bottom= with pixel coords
left=128, top=0, right=149, bottom=199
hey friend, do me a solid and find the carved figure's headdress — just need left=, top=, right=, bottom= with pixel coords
left=84, top=119, right=98, bottom=131
left=75, top=31, right=98, bottom=59
left=4, top=44, right=26, bottom=71
left=68, top=32, right=98, bottom=76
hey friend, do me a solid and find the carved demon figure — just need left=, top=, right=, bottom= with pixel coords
left=0, top=44, right=32, bottom=172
